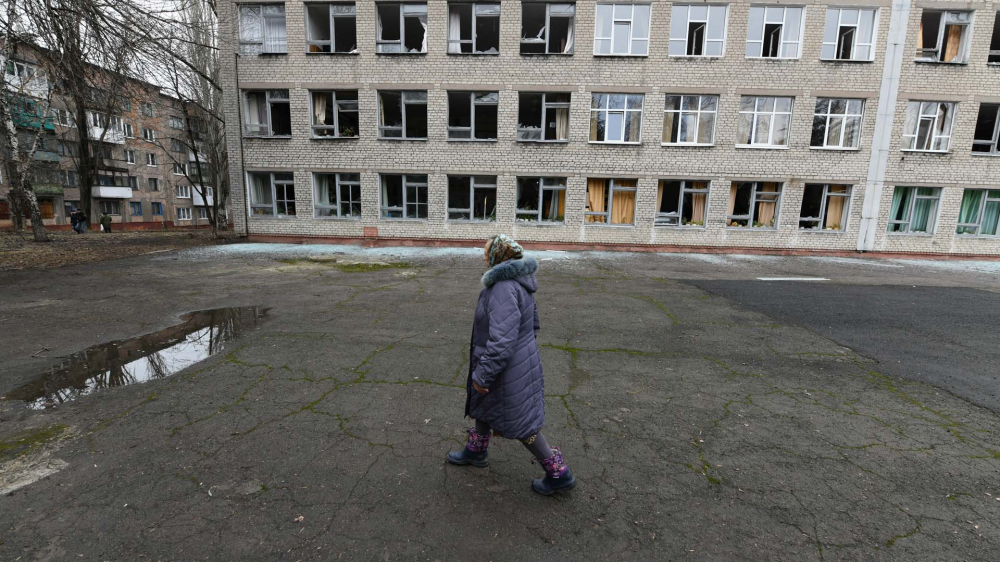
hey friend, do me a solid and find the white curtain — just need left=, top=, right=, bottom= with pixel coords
left=563, top=21, right=574, bottom=53
left=420, top=16, right=428, bottom=53
left=448, top=9, right=462, bottom=53
left=246, top=94, right=262, bottom=125
left=319, top=175, right=333, bottom=205
left=313, top=93, right=328, bottom=125
left=251, top=174, right=269, bottom=204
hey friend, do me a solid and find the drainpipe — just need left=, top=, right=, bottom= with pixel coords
left=234, top=37, right=250, bottom=237
left=857, top=0, right=911, bottom=252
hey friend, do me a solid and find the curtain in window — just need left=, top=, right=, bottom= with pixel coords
left=982, top=199, right=1000, bottom=235
left=563, top=21, right=574, bottom=53
left=911, top=199, right=933, bottom=231
left=448, top=9, right=462, bottom=53
left=264, top=14, right=287, bottom=52
left=555, top=107, right=569, bottom=139
left=943, top=25, right=963, bottom=61
left=655, top=183, right=664, bottom=213
left=889, top=187, right=909, bottom=224
left=727, top=185, right=738, bottom=216
left=825, top=195, right=846, bottom=228
left=251, top=173, right=270, bottom=205
left=586, top=178, right=606, bottom=222
left=318, top=175, right=333, bottom=205
left=612, top=189, right=636, bottom=224
left=957, top=190, right=982, bottom=228
left=314, top=93, right=328, bottom=125
left=421, top=17, right=428, bottom=52
left=756, top=183, right=778, bottom=226
left=691, top=192, right=707, bottom=223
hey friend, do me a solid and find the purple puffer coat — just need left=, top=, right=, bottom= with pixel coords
left=465, top=257, right=544, bottom=439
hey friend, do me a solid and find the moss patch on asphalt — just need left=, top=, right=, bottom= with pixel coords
left=0, top=424, right=69, bottom=461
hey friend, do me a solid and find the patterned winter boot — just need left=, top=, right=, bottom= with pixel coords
left=446, top=427, right=491, bottom=467
left=532, top=447, right=576, bottom=495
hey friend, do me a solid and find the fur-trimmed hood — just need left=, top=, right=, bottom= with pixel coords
left=481, top=257, right=538, bottom=292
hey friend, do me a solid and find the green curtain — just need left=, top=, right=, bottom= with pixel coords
left=982, top=201, right=1000, bottom=236
left=956, top=190, right=983, bottom=234
left=887, top=187, right=911, bottom=232
left=911, top=199, right=933, bottom=232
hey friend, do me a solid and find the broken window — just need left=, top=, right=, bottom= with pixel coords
left=594, top=3, right=650, bottom=56
left=821, top=8, right=877, bottom=61
left=902, top=101, right=955, bottom=152
left=737, top=96, right=792, bottom=147
left=745, top=6, right=803, bottom=58
left=248, top=171, right=295, bottom=216
left=447, top=176, right=497, bottom=221
left=306, top=3, right=358, bottom=53
left=517, top=92, right=570, bottom=141
left=727, top=182, right=781, bottom=229
left=378, top=90, right=427, bottom=139
left=311, top=90, right=359, bottom=138
left=669, top=5, right=727, bottom=56
left=239, top=5, right=287, bottom=55
left=917, top=10, right=971, bottom=63
left=314, top=173, right=361, bottom=218
left=887, top=186, right=940, bottom=233
left=521, top=3, right=575, bottom=54
left=956, top=189, right=1000, bottom=236
left=448, top=91, right=499, bottom=140
left=656, top=180, right=709, bottom=226
left=585, top=178, right=636, bottom=225
left=590, top=93, right=643, bottom=143
left=376, top=3, right=427, bottom=53
left=811, top=98, right=864, bottom=149
left=991, top=13, right=1000, bottom=63
left=380, top=174, right=428, bottom=218
left=244, top=90, right=291, bottom=137
left=972, top=103, right=1000, bottom=154
left=799, top=184, right=851, bottom=231
left=448, top=3, right=500, bottom=54
left=663, top=95, right=717, bottom=145
left=516, top=177, right=567, bottom=222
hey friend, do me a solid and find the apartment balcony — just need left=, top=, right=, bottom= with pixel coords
left=88, top=125, right=125, bottom=144
left=192, top=185, right=214, bottom=207
left=33, top=183, right=64, bottom=197
left=32, top=150, right=60, bottom=163
left=92, top=186, right=132, bottom=199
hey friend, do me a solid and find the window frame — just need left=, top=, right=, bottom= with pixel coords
left=177, top=185, right=192, bottom=198
left=520, top=2, right=576, bottom=55
left=737, top=96, right=794, bottom=148
left=593, top=3, right=651, bottom=56
left=811, top=98, right=865, bottom=150
left=515, top=177, right=568, bottom=223
left=887, top=186, right=941, bottom=234
left=99, top=200, right=121, bottom=216
left=173, top=163, right=188, bottom=176
left=151, top=202, right=164, bottom=215
left=902, top=101, right=956, bottom=153
left=447, top=175, right=499, bottom=221
left=148, top=178, right=160, bottom=191
left=130, top=201, right=143, bottom=216
left=916, top=10, right=972, bottom=63
left=585, top=178, right=638, bottom=226
left=309, top=90, right=360, bottom=139
left=238, top=4, right=288, bottom=55
left=745, top=5, right=805, bottom=59
left=243, top=89, right=292, bottom=137
left=176, top=207, right=192, bottom=221
left=379, top=173, right=429, bottom=219
left=378, top=90, right=428, bottom=140
left=820, top=7, right=878, bottom=61
left=655, top=179, right=710, bottom=227
left=248, top=171, right=297, bottom=217
left=798, top=184, right=852, bottom=231
left=146, top=153, right=157, bottom=166
left=124, top=149, right=136, bottom=164
left=590, top=93, right=644, bottom=144
left=305, top=2, right=358, bottom=54
left=955, top=189, right=1000, bottom=236
left=668, top=4, right=729, bottom=57
left=972, top=103, right=1000, bottom=155
left=142, top=128, right=156, bottom=141
left=448, top=2, right=502, bottom=55
left=662, top=94, right=718, bottom=146
left=313, top=172, right=362, bottom=219
left=726, top=181, right=783, bottom=229
left=375, top=2, right=429, bottom=54
left=517, top=92, right=571, bottom=142
left=447, top=91, right=499, bottom=141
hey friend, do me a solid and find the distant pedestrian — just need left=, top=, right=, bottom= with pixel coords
left=99, top=212, right=113, bottom=233
left=70, top=210, right=81, bottom=234
left=72, top=210, right=87, bottom=234
left=447, top=234, right=575, bottom=495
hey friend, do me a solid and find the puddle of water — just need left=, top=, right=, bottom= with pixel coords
left=4, top=307, right=268, bottom=410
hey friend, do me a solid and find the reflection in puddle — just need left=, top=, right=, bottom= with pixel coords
left=5, top=307, right=268, bottom=410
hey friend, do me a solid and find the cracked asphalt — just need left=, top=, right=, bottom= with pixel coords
left=1, top=245, right=999, bottom=561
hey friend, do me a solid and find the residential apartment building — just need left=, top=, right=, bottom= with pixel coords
left=220, top=0, right=1000, bottom=255
left=1, top=45, right=222, bottom=230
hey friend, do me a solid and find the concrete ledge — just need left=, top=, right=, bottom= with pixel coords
left=243, top=235, right=1000, bottom=261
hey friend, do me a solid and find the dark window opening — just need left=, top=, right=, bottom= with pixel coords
left=405, top=102, right=427, bottom=138
left=687, top=22, right=705, bottom=56
left=659, top=181, right=681, bottom=214
left=403, top=15, right=425, bottom=51
left=378, top=4, right=401, bottom=40
left=521, top=4, right=546, bottom=54
left=729, top=183, right=753, bottom=227
left=836, top=26, right=854, bottom=59
left=270, top=102, right=291, bottom=136
left=762, top=23, right=782, bottom=57
left=474, top=103, right=497, bottom=139
left=476, top=13, right=500, bottom=53
left=800, top=185, right=823, bottom=221
left=518, top=93, right=543, bottom=138
left=334, top=17, right=357, bottom=52
left=990, top=13, right=1000, bottom=63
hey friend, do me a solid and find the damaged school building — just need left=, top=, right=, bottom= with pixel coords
left=221, top=0, right=1000, bottom=256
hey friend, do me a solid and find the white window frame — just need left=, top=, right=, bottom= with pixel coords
left=313, top=172, right=362, bottom=218
left=376, top=2, right=428, bottom=54
left=798, top=184, right=852, bottom=231
left=379, top=173, right=428, bottom=219
left=585, top=178, right=637, bottom=225
left=520, top=2, right=575, bottom=55
left=148, top=178, right=160, bottom=191
left=305, top=3, right=358, bottom=53
left=309, top=90, right=360, bottom=138
left=173, top=163, right=187, bottom=176
left=447, top=175, right=498, bottom=221
left=820, top=7, right=878, bottom=61
left=737, top=96, right=793, bottom=148
left=447, top=91, right=499, bottom=141
left=811, top=98, right=865, bottom=150
left=146, top=153, right=157, bottom=166
left=590, top=93, right=644, bottom=144
left=448, top=3, right=501, bottom=54
left=142, top=128, right=156, bottom=141
left=887, top=186, right=941, bottom=234
left=515, top=177, right=568, bottom=223
left=745, top=6, right=805, bottom=59
left=902, top=101, right=956, bottom=152
left=378, top=90, right=428, bottom=140
left=141, top=102, right=154, bottom=117
left=662, top=94, right=718, bottom=146
left=655, top=180, right=710, bottom=226
left=122, top=122, right=134, bottom=138
left=727, top=182, right=783, bottom=229
left=168, top=116, right=184, bottom=129
left=594, top=3, right=651, bottom=56
left=197, top=207, right=209, bottom=220
left=517, top=92, right=571, bottom=142
left=177, top=185, right=192, bottom=198
left=956, top=189, right=1000, bottom=236
left=124, top=149, right=136, bottom=164
left=668, top=4, right=729, bottom=57
left=916, top=10, right=972, bottom=63
left=238, top=4, right=288, bottom=55
left=248, top=171, right=296, bottom=216
left=100, top=200, right=121, bottom=216
left=972, top=103, right=1000, bottom=155
left=243, top=89, right=291, bottom=137
left=176, top=207, right=192, bottom=220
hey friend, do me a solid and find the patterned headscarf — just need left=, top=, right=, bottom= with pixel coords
left=487, top=234, right=524, bottom=267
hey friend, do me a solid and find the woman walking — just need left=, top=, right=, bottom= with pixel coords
left=447, top=234, right=575, bottom=495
